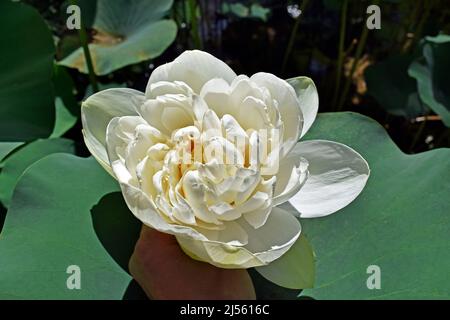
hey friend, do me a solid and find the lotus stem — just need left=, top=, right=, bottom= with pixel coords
left=401, top=0, right=422, bottom=46
left=78, top=26, right=98, bottom=93
left=281, top=0, right=310, bottom=74
left=332, top=0, right=349, bottom=110
left=188, top=0, right=203, bottom=49
left=70, top=0, right=98, bottom=93
left=410, top=1, right=432, bottom=48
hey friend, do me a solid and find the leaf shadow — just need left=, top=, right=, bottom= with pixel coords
left=91, top=192, right=141, bottom=274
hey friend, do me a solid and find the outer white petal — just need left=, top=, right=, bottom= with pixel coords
left=255, top=234, right=315, bottom=289
left=287, top=77, right=319, bottom=138
left=146, top=50, right=237, bottom=94
left=289, top=140, right=370, bottom=218
left=105, top=117, right=208, bottom=241
left=199, top=78, right=233, bottom=118
left=120, top=182, right=211, bottom=241
left=81, top=88, right=145, bottom=174
left=176, top=207, right=301, bottom=269
left=242, top=198, right=272, bottom=229
left=272, top=155, right=309, bottom=206
left=197, top=221, right=249, bottom=247
left=137, top=95, right=195, bottom=136
left=176, top=235, right=265, bottom=269
left=237, top=96, right=271, bottom=130
left=250, top=73, right=303, bottom=155
left=146, top=80, right=193, bottom=99
left=242, top=206, right=302, bottom=264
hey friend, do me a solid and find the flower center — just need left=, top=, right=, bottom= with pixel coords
left=141, top=111, right=277, bottom=230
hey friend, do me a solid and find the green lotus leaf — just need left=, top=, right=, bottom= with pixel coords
left=53, top=65, right=79, bottom=117
left=59, top=0, right=177, bottom=75
left=300, top=112, right=450, bottom=300
left=50, top=99, right=78, bottom=138
left=221, top=2, right=270, bottom=21
left=0, top=1, right=55, bottom=141
left=0, top=143, right=23, bottom=166
left=0, top=155, right=128, bottom=299
left=409, top=34, right=450, bottom=127
left=91, top=192, right=141, bottom=274
left=0, top=138, right=75, bottom=208
left=366, top=54, right=425, bottom=118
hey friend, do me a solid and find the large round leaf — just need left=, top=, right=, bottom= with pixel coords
left=300, top=112, right=450, bottom=300
left=0, top=155, right=129, bottom=299
left=0, top=138, right=75, bottom=208
left=366, top=55, right=424, bottom=118
left=49, top=99, right=78, bottom=138
left=0, top=143, right=23, bottom=165
left=91, top=192, right=141, bottom=274
left=221, top=3, right=270, bottom=21
left=0, top=1, right=55, bottom=141
left=409, top=35, right=450, bottom=127
left=59, top=0, right=177, bottom=75
left=53, top=65, right=79, bottom=117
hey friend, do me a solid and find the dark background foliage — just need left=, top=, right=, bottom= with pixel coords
left=24, top=0, right=450, bottom=155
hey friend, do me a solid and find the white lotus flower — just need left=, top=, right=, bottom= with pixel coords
left=82, top=50, right=369, bottom=270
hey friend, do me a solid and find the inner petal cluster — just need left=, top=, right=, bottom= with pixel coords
left=108, top=78, right=291, bottom=236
